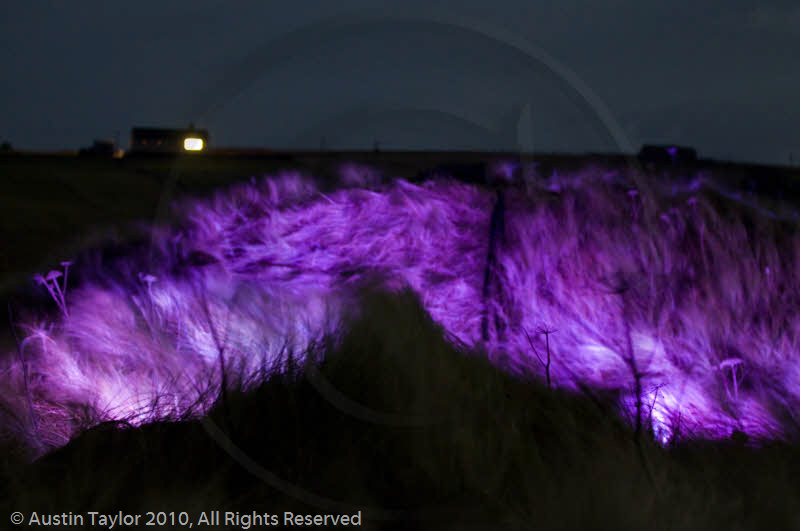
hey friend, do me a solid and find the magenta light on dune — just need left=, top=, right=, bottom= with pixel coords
left=3, top=164, right=800, bottom=453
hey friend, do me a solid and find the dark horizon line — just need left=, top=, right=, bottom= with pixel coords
left=2, top=146, right=798, bottom=172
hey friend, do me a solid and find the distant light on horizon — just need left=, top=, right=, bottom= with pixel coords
left=184, top=138, right=204, bottom=151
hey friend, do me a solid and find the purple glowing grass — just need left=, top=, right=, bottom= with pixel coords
left=3, top=164, right=800, bottom=452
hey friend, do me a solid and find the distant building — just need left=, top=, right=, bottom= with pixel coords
left=129, top=125, right=209, bottom=154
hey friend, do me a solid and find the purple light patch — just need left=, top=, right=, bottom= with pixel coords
left=3, top=165, right=800, bottom=453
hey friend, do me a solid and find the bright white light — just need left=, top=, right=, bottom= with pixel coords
left=184, top=138, right=204, bottom=151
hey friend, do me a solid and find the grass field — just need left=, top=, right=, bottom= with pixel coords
left=1, top=151, right=797, bottom=295
left=2, top=290, right=800, bottom=530
left=2, top=151, right=800, bottom=529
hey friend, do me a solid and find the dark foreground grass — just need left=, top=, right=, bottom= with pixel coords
left=1, top=290, right=799, bottom=530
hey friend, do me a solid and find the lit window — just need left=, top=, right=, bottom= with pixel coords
left=184, top=137, right=203, bottom=151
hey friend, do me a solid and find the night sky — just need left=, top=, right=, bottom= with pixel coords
left=1, top=1, right=798, bottom=165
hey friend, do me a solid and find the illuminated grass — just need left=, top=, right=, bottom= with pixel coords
left=3, top=291, right=800, bottom=530
left=2, top=163, right=800, bottom=455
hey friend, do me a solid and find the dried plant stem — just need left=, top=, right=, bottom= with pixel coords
left=8, top=302, right=42, bottom=450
